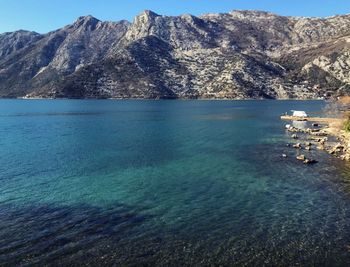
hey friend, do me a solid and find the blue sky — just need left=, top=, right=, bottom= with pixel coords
left=0, top=0, right=349, bottom=33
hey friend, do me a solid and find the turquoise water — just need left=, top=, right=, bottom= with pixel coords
left=1, top=100, right=350, bottom=266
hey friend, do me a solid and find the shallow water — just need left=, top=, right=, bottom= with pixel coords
left=1, top=100, right=350, bottom=266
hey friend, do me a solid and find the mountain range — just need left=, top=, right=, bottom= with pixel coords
left=0, top=10, right=350, bottom=99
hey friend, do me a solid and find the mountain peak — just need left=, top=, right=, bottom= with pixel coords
left=135, top=10, right=160, bottom=21
left=132, top=10, right=160, bottom=25
left=0, top=29, right=40, bottom=37
left=141, top=10, right=160, bottom=18
left=74, top=15, right=100, bottom=28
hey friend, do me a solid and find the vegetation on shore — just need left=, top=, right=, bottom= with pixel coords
left=343, top=119, right=350, bottom=132
left=338, top=97, right=350, bottom=132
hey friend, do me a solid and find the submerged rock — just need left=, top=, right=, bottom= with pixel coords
left=296, top=154, right=306, bottom=161
left=303, top=159, right=318, bottom=164
left=291, top=134, right=298, bottom=139
left=293, top=143, right=301, bottom=149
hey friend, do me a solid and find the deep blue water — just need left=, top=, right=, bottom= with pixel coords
left=1, top=100, right=350, bottom=266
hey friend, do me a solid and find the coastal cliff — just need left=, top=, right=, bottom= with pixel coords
left=0, top=10, right=350, bottom=99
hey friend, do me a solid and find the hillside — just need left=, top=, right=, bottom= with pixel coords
left=0, top=10, right=350, bottom=99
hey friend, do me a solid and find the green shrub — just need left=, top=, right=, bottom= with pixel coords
left=344, top=119, right=350, bottom=132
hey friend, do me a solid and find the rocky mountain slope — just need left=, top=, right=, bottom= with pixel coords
left=0, top=10, right=350, bottom=99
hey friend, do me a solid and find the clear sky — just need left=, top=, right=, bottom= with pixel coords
left=0, top=0, right=349, bottom=34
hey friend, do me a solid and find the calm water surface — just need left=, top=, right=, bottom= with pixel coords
left=1, top=100, right=350, bottom=266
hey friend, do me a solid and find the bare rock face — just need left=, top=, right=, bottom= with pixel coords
left=0, top=10, right=350, bottom=99
left=0, top=30, right=43, bottom=58
left=0, top=15, right=130, bottom=97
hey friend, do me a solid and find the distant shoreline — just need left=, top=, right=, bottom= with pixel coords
left=0, top=97, right=326, bottom=101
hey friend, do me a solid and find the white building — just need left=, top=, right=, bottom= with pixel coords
left=292, top=110, right=308, bottom=117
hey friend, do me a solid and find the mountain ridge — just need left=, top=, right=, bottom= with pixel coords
left=1, top=10, right=350, bottom=99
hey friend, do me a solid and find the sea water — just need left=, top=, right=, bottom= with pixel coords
left=1, top=100, right=350, bottom=266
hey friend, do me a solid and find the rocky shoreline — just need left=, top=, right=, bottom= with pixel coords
left=284, top=117, right=350, bottom=163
